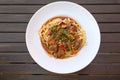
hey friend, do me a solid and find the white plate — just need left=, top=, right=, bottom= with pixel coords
left=26, top=1, right=101, bottom=74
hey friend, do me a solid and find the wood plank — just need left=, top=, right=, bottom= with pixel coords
left=101, top=33, right=120, bottom=42
left=99, top=23, right=120, bottom=32
left=0, top=53, right=120, bottom=63
left=83, top=5, right=120, bottom=13
left=0, top=33, right=120, bottom=42
left=0, top=75, right=120, bottom=80
left=0, top=43, right=120, bottom=53
left=0, top=14, right=119, bottom=22
left=0, top=53, right=34, bottom=63
left=0, top=64, right=48, bottom=74
left=0, top=43, right=27, bottom=52
left=93, top=14, right=120, bottom=23
left=99, top=43, right=120, bottom=53
left=0, top=5, right=42, bottom=14
left=0, top=23, right=120, bottom=33
left=0, top=23, right=26, bottom=32
left=0, top=33, right=25, bottom=42
left=0, top=63, right=119, bottom=74
left=0, top=5, right=120, bottom=13
left=77, top=63, right=120, bottom=74
left=0, top=0, right=119, bottom=4
left=93, top=54, right=120, bottom=63
left=0, top=14, right=31, bottom=23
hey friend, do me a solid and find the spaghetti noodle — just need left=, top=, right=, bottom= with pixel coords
left=38, top=16, right=86, bottom=59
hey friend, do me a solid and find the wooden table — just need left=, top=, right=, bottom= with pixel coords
left=0, top=0, right=120, bottom=80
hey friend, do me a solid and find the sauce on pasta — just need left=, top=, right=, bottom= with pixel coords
left=38, top=16, right=86, bottom=59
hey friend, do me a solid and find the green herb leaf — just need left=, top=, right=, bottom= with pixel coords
left=51, top=25, right=57, bottom=31
left=60, top=28, right=68, bottom=34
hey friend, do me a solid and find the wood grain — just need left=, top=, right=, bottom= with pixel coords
left=99, top=23, right=120, bottom=32
left=0, top=0, right=119, bottom=79
left=0, top=23, right=120, bottom=33
left=0, top=63, right=119, bottom=74
left=0, top=43, right=120, bottom=53
left=0, top=23, right=26, bottom=32
left=93, top=54, right=120, bottom=63
left=0, top=33, right=25, bottom=42
left=0, top=53, right=119, bottom=63
left=0, top=14, right=119, bottom=22
left=0, top=53, right=34, bottom=63
left=101, top=33, right=120, bottom=42
left=0, top=0, right=119, bottom=4
left=0, top=33, right=119, bottom=42
left=99, top=43, right=120, bottom=53
left=0, top=5, right=119, bottom=13
left=0, top=43, right=27, bottom=52
left=0, top=75, right=120, bottom=80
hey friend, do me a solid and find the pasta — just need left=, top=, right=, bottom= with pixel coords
left=38, top=16, right=86, bottom=59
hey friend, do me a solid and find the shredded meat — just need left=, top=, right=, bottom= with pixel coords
left=67, top=22, right=71, bottom=27
left=48, top=35, right=53, bottom=42
left=47, top=29, right=52, bottom=35
left=49, top=45, right=57, bottom=51
left=63, top=43, right=68, bottom=49
left=63, top=18, right=71, bottom=28
left=70, top=26, right=77, bottom=32
left=39, top=16, right=86, bottom=59
left=73, top=39, right=81, bottom=50
left=53, top=48, right=65, bottom=58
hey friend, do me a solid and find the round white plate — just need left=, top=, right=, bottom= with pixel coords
left=26, top=1, right=101, bottom=74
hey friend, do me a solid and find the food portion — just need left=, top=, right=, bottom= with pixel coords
left=38, top=16, right=86, bottom=59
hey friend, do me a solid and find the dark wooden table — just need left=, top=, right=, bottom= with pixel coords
left=0, top=0, right=120, bottom=80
